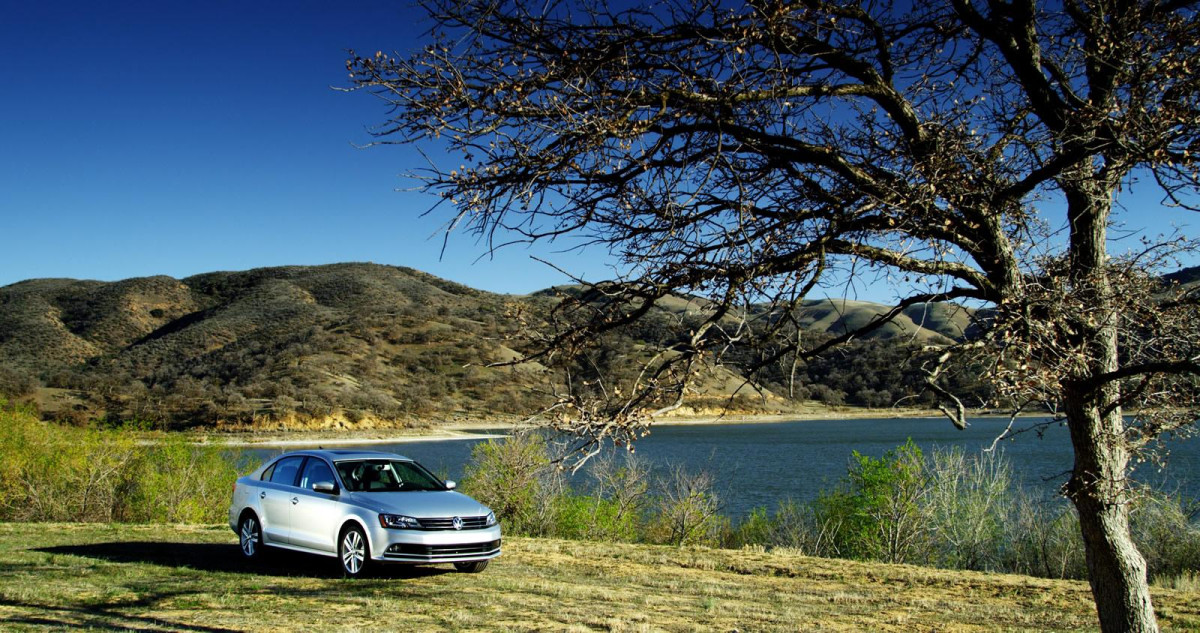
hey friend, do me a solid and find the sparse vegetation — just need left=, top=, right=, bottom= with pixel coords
left=0, top=263, right=997, bottom=429
left=729, top=443, right=1200, bottom=586
left=0, top=406, right=1197, bottom=628
left=3, top=403, right=1196, bottom=590
left=461, top=432, right=1200, bottom=586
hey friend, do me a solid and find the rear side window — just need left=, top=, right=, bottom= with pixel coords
left=269, top=456, right=305, bottom=487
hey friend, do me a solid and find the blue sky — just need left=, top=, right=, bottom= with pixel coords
left=0, top=0, right=613, bottom=294
left=0, top=1, right=1195, bottom=298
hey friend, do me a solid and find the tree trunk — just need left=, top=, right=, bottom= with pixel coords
left=1064, top=388, right=1158, bottom=632
left=1061, top=176, right=1159, bottom=632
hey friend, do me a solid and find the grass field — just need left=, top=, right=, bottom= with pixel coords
left=0, top=523, right=1197, bottom=632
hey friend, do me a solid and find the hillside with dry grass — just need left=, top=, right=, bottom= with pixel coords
left=0, top=264, right=550, bottom=427
left=0, top=263, right=1009, bottom=428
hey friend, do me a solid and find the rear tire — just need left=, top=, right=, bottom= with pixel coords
left=339, top=525, right=371, bottom=578
left=454, top=560, right=489, bottom=573
left=238, top=513, right=263, bottom=560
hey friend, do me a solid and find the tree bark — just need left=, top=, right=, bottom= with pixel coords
left=1064, top=388, right=1158, bottom=632
left=1062, top=176, right=1159, bottom=633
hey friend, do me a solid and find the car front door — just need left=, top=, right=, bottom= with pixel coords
left=289, top=457, right=342, bottom=553
left=261, top=456, right=305, bottom=545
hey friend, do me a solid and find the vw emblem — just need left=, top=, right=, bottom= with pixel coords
left=452, top=516, right=463, bottom=530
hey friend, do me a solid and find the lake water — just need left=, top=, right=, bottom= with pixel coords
left=243, top=417, right=1200, bottom=519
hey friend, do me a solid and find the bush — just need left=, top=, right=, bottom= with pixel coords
left=0, top=404, right=139, bottom=521
left=127, top=437, right=241, bottom=523
left=730, top=500, right=826, bottom=554
left=553, top=494, right=642, bottom=542
left=0, top=365, right=38, bottom=399
left=648, top=464, right=723, bottom=546
left=814, top=439, right=927, bottom=563
left=924, top=447, right=1012, bottom=571
left=461, top=431, right=563, bottom=536
left=723, top=441, right=1151, bottom=583
left=1130, top=490, right=1200, bottom=582
left=1002, top=491, right=1087, bottom=579
left=564, top=452, right=650, bottom=542
left=0, top=402, right=240, bottom=523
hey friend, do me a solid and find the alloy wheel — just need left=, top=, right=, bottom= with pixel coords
left=341, top=529, right=366, bottom=576
left=239, top=516, right=259, bottom=558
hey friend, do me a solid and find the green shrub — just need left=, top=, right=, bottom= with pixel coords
left=553, top=493, right=642, bottom=542
left=814, top=438, right=928, bottom=563
left=0, top=406, right=138, bottom=521
left=461, top=431, right=563, bottom=536
left=730, top=500, right=819, bottom=553
left=732, top=506, right=775, bottom=549
left=0, top=403, right=240, bottom=524
left=127, top=437, right=241, bottom=523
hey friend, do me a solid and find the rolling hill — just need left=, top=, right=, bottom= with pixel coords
left=0, top=263, right=985, bottom=428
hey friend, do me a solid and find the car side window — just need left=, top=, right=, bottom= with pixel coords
left=268, top=456, right=304, bottom=487
left=260, top=462, right=276, bottom=481
left=299, top=458, right=335, bottom=491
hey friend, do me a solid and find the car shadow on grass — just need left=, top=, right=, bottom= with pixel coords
left=35, top=541, right=453, bottom=580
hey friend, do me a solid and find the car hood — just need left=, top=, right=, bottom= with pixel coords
left=350, top=490, right=489, bottom=518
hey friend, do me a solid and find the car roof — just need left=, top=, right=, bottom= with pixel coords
left=271, top=449, right=412, bottom=462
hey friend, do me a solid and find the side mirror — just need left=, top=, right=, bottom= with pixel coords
left=444, top=480, right=457, bottom=490
left=312, top=481, right=337, bottom=494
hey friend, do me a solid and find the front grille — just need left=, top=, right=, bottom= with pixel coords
left=417, top=516, right=489, bottom=531
left=385, top=539, right=501, bottom=559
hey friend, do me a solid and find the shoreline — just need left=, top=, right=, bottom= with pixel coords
left=193, top=407, right=1029, bottom=447
left=208, top=428, right=509, bottom=448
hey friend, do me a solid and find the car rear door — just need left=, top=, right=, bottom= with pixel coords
left=260, top=455, right=305, bottom=545
left=289, top=457, right=343, bottom=553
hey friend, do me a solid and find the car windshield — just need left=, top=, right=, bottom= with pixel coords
left=335, top=459, right=445, bottom=493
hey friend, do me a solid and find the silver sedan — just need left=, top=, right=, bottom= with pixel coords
left=229, top=449, right=500, bottom=577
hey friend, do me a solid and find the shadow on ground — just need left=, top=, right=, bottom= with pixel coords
left=4, top=544, right=454, bottom=630
left=35, top=541, right=452, bottom=580
left=0, top=592, right=242, bottom=633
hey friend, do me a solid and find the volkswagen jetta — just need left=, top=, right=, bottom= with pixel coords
left=229, top=449, right=500, bottom=577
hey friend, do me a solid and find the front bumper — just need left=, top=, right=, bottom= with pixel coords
left=368, top=524, right=502, bottom=563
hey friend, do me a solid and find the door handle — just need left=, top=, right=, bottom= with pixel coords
left=259, top=491, right=266, bottom=499
left=292, top=497, right=299, bottom=505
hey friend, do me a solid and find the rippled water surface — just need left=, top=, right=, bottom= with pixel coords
left=244, top=417, right=1200, bottom=518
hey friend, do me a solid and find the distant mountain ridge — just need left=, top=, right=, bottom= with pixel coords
left=1164, top=264, right=1200, bottom=288
left=536, top=285, right=973, bottom=345
left=0, top=262, right=1004, bottom=428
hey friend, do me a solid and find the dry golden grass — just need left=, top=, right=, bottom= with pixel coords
left=0, top=523, right=1197, bottom=631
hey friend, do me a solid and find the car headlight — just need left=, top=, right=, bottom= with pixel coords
left=484, top=511, right=497, bottom=527
left=379, top=514, right=421, bottom=529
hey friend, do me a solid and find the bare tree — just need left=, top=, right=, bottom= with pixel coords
left=348, top=1, right=1200, bottom=630
left=927, top=447, right=1012, bottom=570
left=655, top=464, right=722, bottom=546
left=590, top=450, right=651, bottom=534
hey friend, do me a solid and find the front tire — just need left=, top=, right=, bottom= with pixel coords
left=238, top=514, right=263, bottom=560
left=339, top=526, right=371, bottom=578
left=454, top=560, right=489, bottom=573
